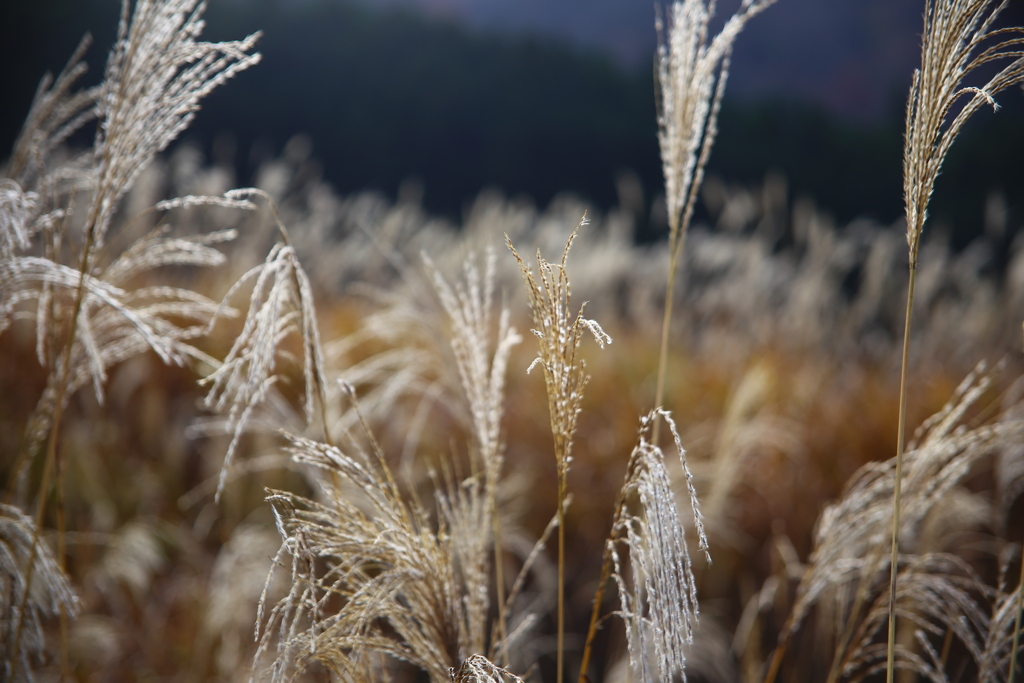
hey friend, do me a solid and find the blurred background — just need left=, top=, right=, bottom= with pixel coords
left=2, top=0, right=1023, bottom=247
left=5, top=2, right=1024, bottom=680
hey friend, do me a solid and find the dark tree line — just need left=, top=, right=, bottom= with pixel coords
left=3, top=0, right=1021, bottom=246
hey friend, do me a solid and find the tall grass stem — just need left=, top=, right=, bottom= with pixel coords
left=507, top=224, right=609, bottom=683
left=652, top=226, right=686, bottom=444
left=493, top=509, right=509, bottom=666
left=578, top=540, right=614, bottom=683
left=557, top=475, right=566, bottom=683
left=886, top=264, right=916, bottom=683
left=56, top=442, right=69, bottom=682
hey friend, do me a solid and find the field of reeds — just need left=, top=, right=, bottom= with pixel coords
left=2, top=0, right=1024, bottom=682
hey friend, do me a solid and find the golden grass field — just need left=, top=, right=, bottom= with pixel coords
left=2, top=1, right=1024, bottom=682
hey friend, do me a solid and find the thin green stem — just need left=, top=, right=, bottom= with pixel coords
left=886, top=262, right=917, bottom=683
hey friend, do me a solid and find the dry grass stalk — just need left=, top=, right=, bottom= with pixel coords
left=903, top=0, right=1024, bottom=268
left=506, top=217, right=611, bottom=683
left=450, top=654, right=524, bottom=683
left=652, top=0, right=775, bottom=434
left=89, top=0, right=261, bottom=250
left=891, top=3, right=1024, bottom=679
left=7, top=0, right=1024, bottom=680
left=426, top=249, right=522, bottom=664
left=1, top=503, right=80, bottom=682
left=425, top=249, right=520, bottom=506
left=201, top=189, right=329, bottom=502
left=847, top=555, right=987, bottom=683
left=1, top=0, right=260, bottom=671
left=578, top=401, right=714, bottom=683
left=254, top=431, right=506, bottom=683
left=764, top=364, right=1024, bottom=683
left=4, top=35, right=98, bottom=185
left=608, top=409, right=710, bottom=683
left=250, top=246, right=525, bottom=679
left=978, top=547, right=1024, bottom=682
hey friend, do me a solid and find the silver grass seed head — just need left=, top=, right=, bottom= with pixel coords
left=506, top=215, right=611, bottom=475
left=903, top=0, right=1024, bottom=266
left=424, top=248, right=522, bottom=483
left=656, top=0, right=775, bottom=245
left=612, top=409, right=710, bottom=683
left=450, top=654, right=523, bottom=683
left=1, top=503, right=80, bottom=682
left=255, top=434, right=503, bottom=683
left=789, top=364, right=1024, bottom=639
left=0, top=179, right=39, bottom=258
left=91, top=0, right=261, bottom=248
left=5, top=33, right=98, bottom=185
left=203, top=235, right=327, bottom=502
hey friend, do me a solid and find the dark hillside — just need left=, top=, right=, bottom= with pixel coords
left=2, top=0, right=1022, bottom=240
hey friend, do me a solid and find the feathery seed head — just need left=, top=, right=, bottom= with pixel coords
left=903, top=0, right=1024, bottom=266
left=657, top=0, right=775, bottom=256
left=202, top=233, right=328, bottom=501
left=450, top=654, right=524, bottom=683
left=1, top=504, right=80, bottom=682
left=0, top=180, right=39, bottom=259
left=611, top=409, right=709, bottom=683
left=425, top=249, right=521, bottom=486
left=254, top=433, right=512, bottom=683
left=787, top=364, right=1024, bottom=654
left=90, top=0, right=261, bottom=247
left=506, top=215, right=610, bottom=478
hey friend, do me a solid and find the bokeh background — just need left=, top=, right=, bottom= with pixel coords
left=3, top=0, right=1023, bottom=246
